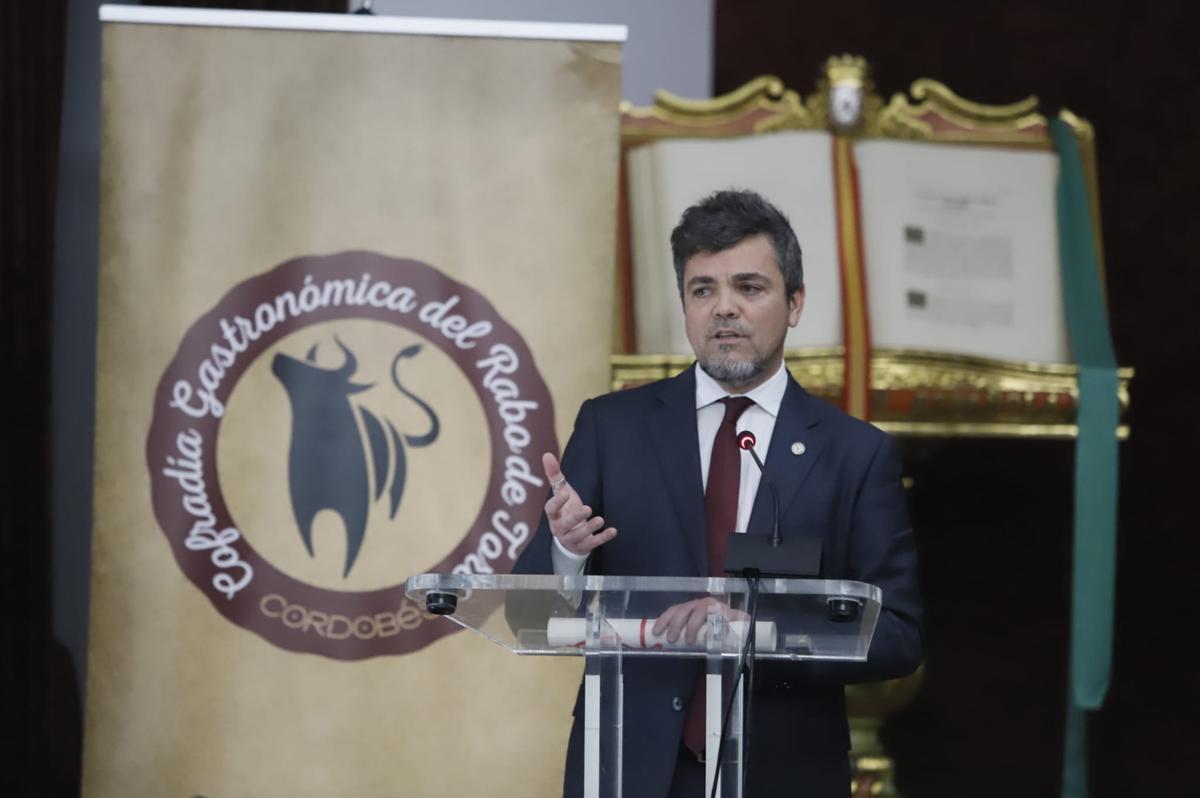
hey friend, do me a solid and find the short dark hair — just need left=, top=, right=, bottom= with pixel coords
left=669, top=189, right=804, bottom=297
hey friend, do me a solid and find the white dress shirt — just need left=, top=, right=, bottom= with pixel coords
left=551, top=360, right=789, bottom=576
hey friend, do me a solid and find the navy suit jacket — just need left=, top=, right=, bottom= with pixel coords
left=514, top=366, right=923, bottom=797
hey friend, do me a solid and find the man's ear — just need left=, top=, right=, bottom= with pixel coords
left=787, top=286, right=806, bottom=327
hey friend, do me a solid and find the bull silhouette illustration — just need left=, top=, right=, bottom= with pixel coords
left=272, top=338, right=440, bottom=577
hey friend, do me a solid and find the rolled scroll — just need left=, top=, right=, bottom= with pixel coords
left=546, top=617, right=777, bottom=652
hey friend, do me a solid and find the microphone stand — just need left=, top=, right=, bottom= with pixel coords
left=708, top=572, right=760, bottom=798
left=744, top=443, right=781, bottom=547
left=714, top=431, right=822, bottom=797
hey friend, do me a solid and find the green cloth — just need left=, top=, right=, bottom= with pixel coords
left=1063, top=700, right=1089, bottom=797
left=1050, top=118, right=1120, bottom=798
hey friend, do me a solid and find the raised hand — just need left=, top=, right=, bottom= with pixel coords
left=542, top=452, right=617, bottom=557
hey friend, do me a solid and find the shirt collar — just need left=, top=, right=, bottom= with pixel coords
left=694, top=359, right=788, bottom=417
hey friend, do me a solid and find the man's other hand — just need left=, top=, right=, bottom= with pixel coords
left=651, top=598, right=750, bottom=644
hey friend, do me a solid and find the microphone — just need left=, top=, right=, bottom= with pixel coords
left=736, top=431, right=782, bottom=547
left=723, top=429, right=821, bottom=579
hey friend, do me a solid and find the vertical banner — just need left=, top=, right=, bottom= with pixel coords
left=85, top=8, right=623, bottom=797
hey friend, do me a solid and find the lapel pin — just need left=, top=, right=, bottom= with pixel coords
left=791, top=441, right=806, bottom=456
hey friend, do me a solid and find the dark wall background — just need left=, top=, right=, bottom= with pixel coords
left=2, top=2, right=69, bottom=797
left=712, top=1, right=1199, bottom=795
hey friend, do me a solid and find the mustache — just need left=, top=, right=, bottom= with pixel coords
left=706, top=321, right=749, bottom=337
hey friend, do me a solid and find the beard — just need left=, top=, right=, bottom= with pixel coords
left=698, top=350, right=766, bottom=388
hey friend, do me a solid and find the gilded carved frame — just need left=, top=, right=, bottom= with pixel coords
left=614, top=55, right=1131, bottom=439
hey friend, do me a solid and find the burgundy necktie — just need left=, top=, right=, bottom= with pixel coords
left=703, top=396, right=755, bottom=576
left=684, top=395, right=754, bottom=754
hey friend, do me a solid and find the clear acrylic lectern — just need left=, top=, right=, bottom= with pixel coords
left=404, top=574, right=880, bottom=798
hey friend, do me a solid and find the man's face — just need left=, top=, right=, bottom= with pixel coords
left=682, top=234, right=804, bottom=392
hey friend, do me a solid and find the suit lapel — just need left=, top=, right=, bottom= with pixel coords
left=746, top=377, right=827, bottom=536
left=646, top=366, right=708, bottom=576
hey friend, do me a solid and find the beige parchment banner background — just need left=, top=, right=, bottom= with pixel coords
left=85, top=19, right=621, bottom=798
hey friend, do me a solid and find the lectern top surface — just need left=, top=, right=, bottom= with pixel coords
left=404, top=573, right=881, bottom=661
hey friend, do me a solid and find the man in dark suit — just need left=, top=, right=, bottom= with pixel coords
left=514, top=189, right=923, bottom=797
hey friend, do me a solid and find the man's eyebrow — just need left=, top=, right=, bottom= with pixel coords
left=732, top=271, right=772, bottom=283
left=685, top=275, right=717, bottom=287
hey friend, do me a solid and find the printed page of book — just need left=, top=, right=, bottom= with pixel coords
left=626, top=131, right=840, bottom=354
left=855, top=139, right=1069, bottom=363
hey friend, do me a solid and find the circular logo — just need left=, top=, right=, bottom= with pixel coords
left=146, top=251, right=556, bottom=659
